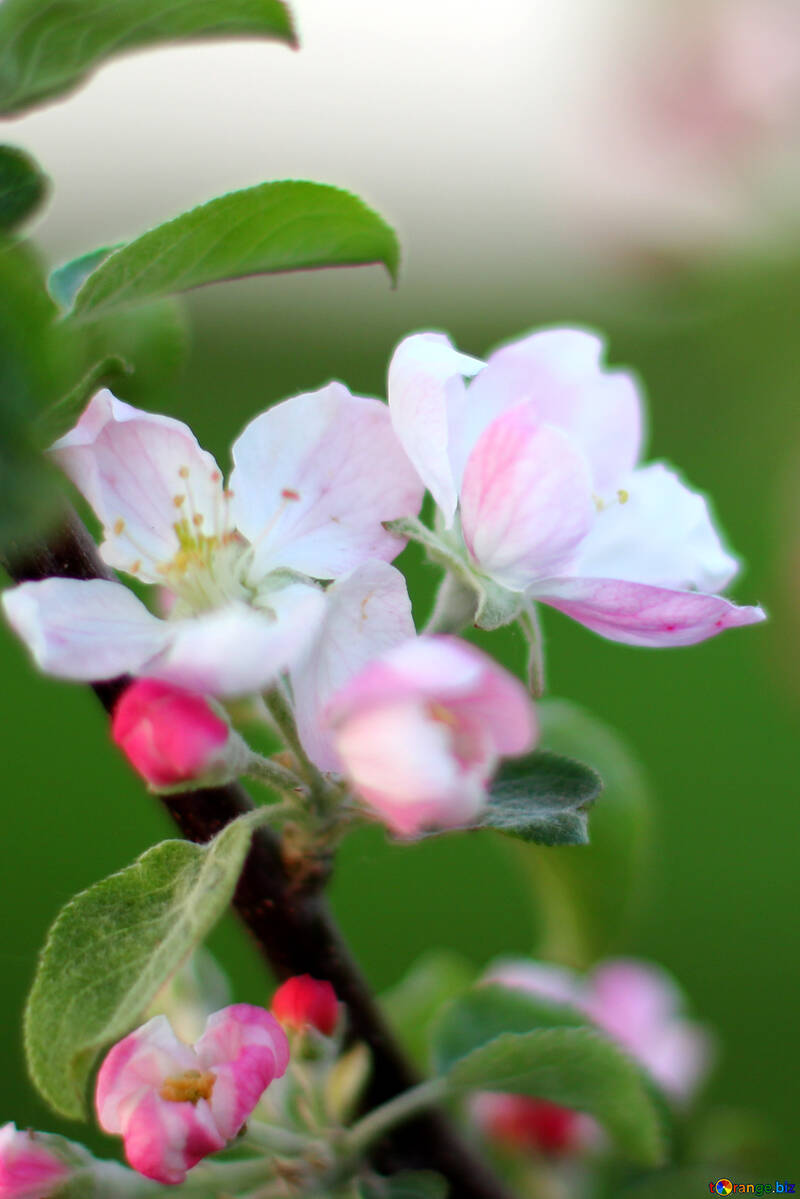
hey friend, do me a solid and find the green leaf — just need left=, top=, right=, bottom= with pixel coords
left=522, top=700, right=653, bottom=964
left=431, top=983, right=586, bottom=1076
left=25, top=817, right=255, bottom=1119
left=0, top=145, right=48, bottom=232
left=0, top=0, right=296, bottom=117
left=67, top=181, right=400, bottom=318
left=35, top=355, right=132, bottom=447
left=359, top=1173, right=447, bottom=1199
left=481, top=750, right=601, bottom=846
left=381, top=951, right=475, bottom=1069
left=445, top=1027, right=664, bottom=1166
left=49, top=246, right=122, bottom=311
left=620, top=1168, right=721, bottom=1197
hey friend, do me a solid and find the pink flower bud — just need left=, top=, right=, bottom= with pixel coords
left=271, top=975, right=339, bottom=1037
left=0, top=1124, right=70, bottom=1199
left=471, top=1095, right=582, bottom=1158
left=112, top=679, right=230, bottom=787
left=325, top=635, right=536, bottom=838
left=95, top=1005, right=289, bottom=1185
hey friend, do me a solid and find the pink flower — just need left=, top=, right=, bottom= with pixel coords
left=389, top=329, right=765, bottom=647
left=324, top=635, right=536, bottom=837
left=271, top=976, right=339, bottom=1037
left=96, top=1005, right=289, bottom=1185
left=112, top=679, right=232, bottom=787
left=470, top=1095, right=583, bottom=1158
left=3, top=387, right=422, bottom=697
left=489, top=957, right=711, bottom=1101
left=0, top=1125, right=70, bottom=1199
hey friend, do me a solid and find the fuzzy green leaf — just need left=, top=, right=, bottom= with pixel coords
left=481, top=750, right=601, bottom=846
left=446, top=1027, right=664, bottom=1166
left=67, top=182, right=400, bottom=318
left=0, top=145, right=48, bottom=232
left=0, top=0, right=295, bottom=116
left=25, top=818, right=255, bottom=1119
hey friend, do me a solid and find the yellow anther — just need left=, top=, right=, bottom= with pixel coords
left=178, top=466, right=190, bottom=479
left=428, top=702, right=458, bottom=728
left=173, top=495, right=185, bottom=508
left=130, top=560, right=141, bottom=574
left=192, top=513, right=204, bottom=527
left=160, top=1069, right=216, bottom=1105
left=617, top=489, right=629, bottom=504
left=113, top=518, right=125, bottom=535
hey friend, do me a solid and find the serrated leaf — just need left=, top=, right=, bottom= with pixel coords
left=359, top=1173, right=447, bottom=1199
left=49, top=246, right=122, bottom=311
left=445, top=1027, right=664, bottom=1166
left=481, top=750, right=601, bottom=846
left=431, top=983, right=586, bottom=1076
left=68, top=182, right=400, bottom=318
left=0, top=0, right=295, bottom=117
left=381, top=951, right=475, bottom=1069
left=0, top=145, right=48, bottom=232
left=25, top=817, right=255, bottom=1120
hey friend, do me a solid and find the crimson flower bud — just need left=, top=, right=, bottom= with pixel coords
left=271, top=975, right=339, bottom=1037
left=112, top=679, right=231, bottom=788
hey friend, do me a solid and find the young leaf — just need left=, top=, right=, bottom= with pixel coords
left=359, top=1173, right=447, bottom=1199
left=481, top=750, right=601, bottom=846
left=431, top=983, right=586, bottom=1076
left=0, top=145, right=48, bottom=232
left=0, top=0, right=296, bottom=117
left=49, top=246, right=122, bottom=311
left=445, top=1027, right=665, bottom=1166
left=25, top=817, right=255, bottom=1120
left=68, top=182, right=400, bottom=318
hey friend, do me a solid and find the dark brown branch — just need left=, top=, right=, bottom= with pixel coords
left=3, top=513, right=517, bottom=1199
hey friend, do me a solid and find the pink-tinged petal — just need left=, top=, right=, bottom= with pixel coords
left=149, top=585, right=326, bottom=697
left=291, top=561, right=415, bottom=770
left=229, top=383, right=424, bottom=582
left=112, top=680, right=230, bottom=788
left=0, top=1124, right=71, bottom=1199
left=50, top=391, right=225, bottom=583
left=465, top=329, right=643, bottom=496
left=2, top=578, right=170, bottom=681
left=121, top=1090, right=224, bottom=1185
left=535, top=577, right=766, bottom=646
left=195, top=1005, right=289, bottom=1140
left=96, top=1015, right=197, bottom=1135
left=460, top=404, right=596, bottom=591
left=387, top=332, right=484, bottom=525
left=572, top=462, right=740, bottom=592
left=486, top=960, right=583, bottom=1009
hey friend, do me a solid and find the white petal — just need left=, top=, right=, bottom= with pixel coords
left=148, top=585, right=325, bottom=697
left=50, top=390, right=225, bottom=582
left=571, top=462, right=740, bottom=592
left=387, top=332, right=484, bottom=525
left=2, top=578, right=169, bottom=680
left=230, top=383, right=423, bottom=582
left=460, top=403, right=596, bottom=591
left=464, top=329, right=643, bottom=496
left=290, top=561, right=415, bottom=770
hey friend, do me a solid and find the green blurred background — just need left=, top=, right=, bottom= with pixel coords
left=2, top=256, right=799, bottom=1162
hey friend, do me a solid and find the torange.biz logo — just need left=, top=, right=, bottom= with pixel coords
left=709, top=1183, right=795, bottom=1195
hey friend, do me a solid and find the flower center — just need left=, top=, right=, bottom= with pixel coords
left=159, top=1069, right=216, bottom=1104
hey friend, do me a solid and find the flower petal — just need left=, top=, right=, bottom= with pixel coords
left=387, top=332, right=484, bottom=525
left=96, top=1015, right=197, bottom=1135
left=2, top=578, right=170, bottom=680
left=50, top=391, right=225, bottom=582
left=148, top=585, right=326, bottom=697
left=535, top=577, right=766, bottom=646
left=465, top=329, right=643, bottom=495
left=291, top=561, right=415, bottom=770
left=460, top=403, right=596, bottom=591
left=571, top=461, right=740, bottom=592
left=195, top=1004, right=289, bottom=1141
left=229, top=383, right=423, bottom=582
left=121, top=1090, right=224, bottom=1185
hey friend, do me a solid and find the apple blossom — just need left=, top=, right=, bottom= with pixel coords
left=389, top=328, right=765, bottom=646
left=95, top=1004, right=289, bottom=1185
left=324, top=635, right=536, bottom=837
left=112, top=679, right=235, bottom=787
left=3, top=386, right=422, bottom=698
left=271, top=975, right=339, bottom=1037
left=470, top=1095, right=583, bottom=1158
left=0, top=1125, right=70, bottom=1199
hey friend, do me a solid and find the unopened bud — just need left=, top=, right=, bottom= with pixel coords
left=271, top=975, right=339, bottom=1037
left=112, top=679, right=233, bottom=788
left=0, top=1124, right=72, bottom=1199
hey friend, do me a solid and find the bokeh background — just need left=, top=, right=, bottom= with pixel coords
left=1, top=0, right=799, bottom=1175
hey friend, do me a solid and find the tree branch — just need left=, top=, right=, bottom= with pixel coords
left=2, top=512, right=516, bottom=1199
